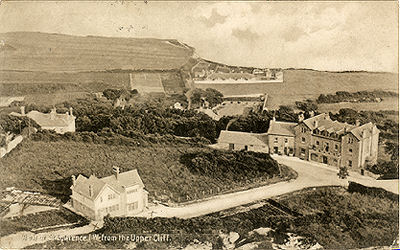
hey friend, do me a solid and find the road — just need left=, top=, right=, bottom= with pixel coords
left=140, top=155, right=398, bottom=219
left=1, top=156, right=397, bottom=249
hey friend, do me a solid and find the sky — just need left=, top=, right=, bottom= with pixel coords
left=0, top=1, right=398, bottom=72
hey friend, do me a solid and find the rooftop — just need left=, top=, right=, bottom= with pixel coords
left=218, top=130, right=267, bottom=146
left=72, top=169, right=144, bottom=200
left=267, top=120, right=297, bottom=137
left=27, top=110, right=75, bottom=128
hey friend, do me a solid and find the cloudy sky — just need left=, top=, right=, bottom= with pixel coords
left=0, top=1, right=398, bottom=72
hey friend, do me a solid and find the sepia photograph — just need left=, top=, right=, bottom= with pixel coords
left=0, top=1, right=398, bottom=249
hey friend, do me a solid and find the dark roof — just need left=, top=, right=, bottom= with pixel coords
left=267, top=120, right=296, bottom=136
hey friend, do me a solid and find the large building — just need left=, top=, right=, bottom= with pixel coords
left=11, top=106, right=75, bottom=134
left=70, top=167, right=148, bottom=220
left=216, top=113, right=379, bottom=173
left=294, top=113, right=379, bottom=171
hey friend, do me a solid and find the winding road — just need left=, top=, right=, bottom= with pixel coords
left=1, top=156, right=398, bottom=249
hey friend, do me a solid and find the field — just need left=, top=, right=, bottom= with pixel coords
left=0, top=140, right=294, bottom=204
left=195, top=70, right=398, bottom=109
left=0, top=32, right=193, bottom=72
left=317, top=97, right=399, bottom=113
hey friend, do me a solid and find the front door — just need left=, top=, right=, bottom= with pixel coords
left=322, top=156, right=328, bottom=164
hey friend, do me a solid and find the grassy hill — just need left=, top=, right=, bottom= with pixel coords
left=0, top=32, right=193, bottom=72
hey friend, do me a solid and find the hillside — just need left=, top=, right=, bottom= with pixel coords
left=0, top=32, right=194, bottom=72
left=195, top=69, right=399, bottom=109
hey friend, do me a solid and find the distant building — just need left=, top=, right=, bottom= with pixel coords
left=266, top=118, right=296, bottom=156
left=216, top=113, right=379, bottom=173
left=294, top=113, right=379, bottom=170
left=70, top=167, right=148, bottom=220
left=217, top=130, right=268, bottom=153
left=11, top=106, right=75, bottom=134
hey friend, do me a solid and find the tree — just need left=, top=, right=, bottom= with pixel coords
left=338, top=166, right=349, bottom=179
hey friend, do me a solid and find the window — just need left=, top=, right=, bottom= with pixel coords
left=348, top=160, right=353, bottom=167
left=348, top=137, right=354, bottom=144
left=301, top=127, right=307, bottom=133
left=244, top=145, right=248, bottom=151
left=349, top=148, right=353, bottom=153
left=316, top=141, right=320, bottom=146
left=301, top=137, right=306, bottom=143
left=284, top=138, right=288, bottom=143
left=128, top=202, right=138, bottom=211
left=274, top=137, right=278, bottom=143
left=108, top=193, right=116, bottom=200
left=127, top=189, right=138, bottom=194
left=300, top=148, right=306, bottom=156
left=335, top=144, right=339, bottom=151
left=324, top=142, right=329, bottom=152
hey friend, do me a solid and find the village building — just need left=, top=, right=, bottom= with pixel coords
left=70, top=167, right=148, bottom=220
left=216, top=112, right=379, bottom=173
left=294, top=113, right=379, bottom=171
left=266, top=118, right=296, bottom=156
left=11, top=106, right=75, bottom=134
left=217, top=130, right=268, bottom=153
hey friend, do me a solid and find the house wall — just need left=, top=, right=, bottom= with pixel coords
left=219, top=142, right=268, bottom=153
left=369, top=131, right=379, bottom=164
left=125, top=185, right=146, bottom=215
left=308, top=135, right=341, bottom=167
left=267, top=135, right=294, bottom=155
left=341, top=133, right=361, bottom=170
left=71, top=191, right=96, bottom=220
left=294, top=124, right=312, bottom=160
left=94, top=186, right=122, bottom=220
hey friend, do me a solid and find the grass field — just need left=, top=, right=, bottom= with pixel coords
left=0, top=140, right=293, bottom=204
left=0, top=32, right=193, bottom=72
left=196, top=70, right=398, bottom=109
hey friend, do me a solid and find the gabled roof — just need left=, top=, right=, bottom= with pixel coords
left=218, top=130, right=267, bottom=146
left=72, top=169, right=145, bottom=200
left=350, top=122, right=378, bottom=140
left=27, top=111, right=75, bottom=128
left=267, top=120, right=296, bottom=137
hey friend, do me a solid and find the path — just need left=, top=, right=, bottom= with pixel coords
left=140, top=155, right=398, bottom=219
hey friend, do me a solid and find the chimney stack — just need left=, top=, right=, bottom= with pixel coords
left=355, top=120, right=360, bottom=127
left=20, top=106, right=25, bottom=116
left=298, top=113, right=304, bottom=123
left=72, top=175, right=76, bottom=186
left=362, top=129, right=367, bottom=138
left=69, top=107, right=73, bottom=116
left=272, top=116, right=276, bottom=121
left=113, top=166, right=120, bottom=180
left=309, top=110, right=314, bottom=117
left=50, top=107, right=56, bottom=120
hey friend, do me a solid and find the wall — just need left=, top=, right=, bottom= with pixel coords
left=341, top=133, right=361, bottom=170
left=294, top=124, right=312, bottom=160
left=218, top=142, right=268, bottom=153
left=308, top=135, right=341, bottom=167
left=267, top=135, right=294, bottom=155
left=0, top=135, right=23, bottom=158
left=94, top=186, right=122, bottom=219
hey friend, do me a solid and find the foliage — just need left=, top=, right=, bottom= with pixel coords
left=337, top=166, right=349, bottom=179
left=317, top=90, right=398, bottom=104
left=102, top=88, right=138, bottom=101
left=190, top=88, right=223, bottom=108
left=295, top=99, right=318, bottom=112
left=0, top=114, right=40, bottom=135
left=180, top=150, right=280, bottom=181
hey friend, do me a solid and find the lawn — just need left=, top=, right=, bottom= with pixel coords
left=0, top=139, right=294, bottom=204
left=317, top=97, right=399, bottom=114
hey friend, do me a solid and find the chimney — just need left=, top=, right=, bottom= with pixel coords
left=113, top=166, right=120, bottom=180
left=355, top=120, right=360, bottom=127
left=272, top=116, right=276, bottom=121
left=88, top=184, right=92, bottom=197
left=298, top=113, right=304, bottom=122
left=20, top=106, right=25, bottom=116
left=69, top=107, right=73, bottom=116
left=72, top=175, right=76, bottom=186
left=309, top=110, right=314, bottom=117
left=50, top=107, right=56, bottom=120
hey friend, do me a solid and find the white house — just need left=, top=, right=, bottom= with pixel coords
left=217, top=130, right=269, bottom=153
left=11, top=106, right=75, bottom=134
left=70, top=167, right=148, bottom=220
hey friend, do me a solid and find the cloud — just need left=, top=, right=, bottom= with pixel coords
left=199, top=8, right=227, bottom=28
left=281, top=26, right=307, bottom=42
left=232, top=27, right=259, bottom=42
